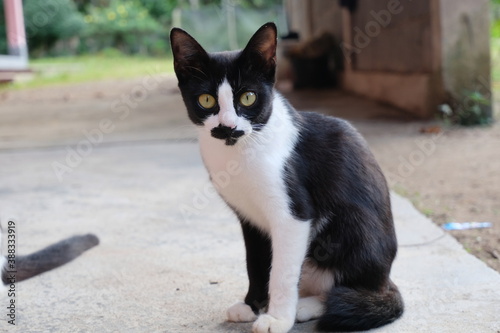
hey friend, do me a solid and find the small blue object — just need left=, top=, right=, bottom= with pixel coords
left=442, top=222, right=492, bottom=230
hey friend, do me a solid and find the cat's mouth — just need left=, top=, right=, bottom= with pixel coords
left=210, top=125, right=245, bottom=146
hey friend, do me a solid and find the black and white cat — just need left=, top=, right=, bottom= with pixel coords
left=170, top=23, right=404, bottom=333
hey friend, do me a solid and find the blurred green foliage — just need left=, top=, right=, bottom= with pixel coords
left=200, top=0, right=282, bottom=8
left=493, top=21, right=500, bottom=39
left=24, top=0, right=86, bottom=56
left=1, top=0, right=283, bottom=58
left=84, top=1, right=161, bottom=34
left=81, top=0, right=166, bottom=55
left=493, top=2, right=500, bottom=39
left=457, top=91, right=492, bottom=126
left=0, top=4, right=6, bottom=54
left=0, top=0, right=86, bottom=56
left=492, top=1, right=500, bottom=87
left=138, top=0, right=178, bottom=25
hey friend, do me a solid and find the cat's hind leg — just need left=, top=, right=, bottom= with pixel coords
left=296, top=259, right=333, bottom=322
left=296, top=296, right=324, bottom=322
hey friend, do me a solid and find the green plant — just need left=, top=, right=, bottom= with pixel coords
left=84, top=0, right=160, bottom=35
left=421, top=208, right=434, bottom=217
left=441, top=90, right=493, bottom=126
left=492, top=17, right=500, bottom=87
left=493, top=0, right=500, bottom=38
left=137, top=0, right=178, bottom=25
left=493, top=20, right=500, bottom=39
left=23, top=0, right=86, bottom=56
left=0, top=2, right=7, bottom=54
left=198, top=0, right=283, bottom=8
left=82, top=0, right=165, bottom=55
left=456, top=90, right=492, bottom=126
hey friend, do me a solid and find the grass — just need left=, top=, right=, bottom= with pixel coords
left=2, top=55, right=174, bottom=90
left=492, top=37, right=500, bottom=118
left=492, top=38, right=500, bottom=87
left=421, top=208, right=434, bottom=217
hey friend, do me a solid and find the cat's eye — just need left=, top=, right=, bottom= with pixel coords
left=198, top=94, right=216, bottom=109
left=239, top=92, right=257, bottom=107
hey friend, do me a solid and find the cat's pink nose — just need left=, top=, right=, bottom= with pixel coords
left=219, top=112, right=237, bottom=129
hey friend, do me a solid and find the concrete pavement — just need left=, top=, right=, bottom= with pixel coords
left=0, top=141, right=499, bottom=332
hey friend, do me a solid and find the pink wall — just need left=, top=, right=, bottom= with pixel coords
left=4, top=0, right=27, bottom=54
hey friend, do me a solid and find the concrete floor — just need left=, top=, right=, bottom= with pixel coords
left=0, top=77, right=499, bottom=332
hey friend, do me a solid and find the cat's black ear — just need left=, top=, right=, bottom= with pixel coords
left=241, top=22, right=277, bottom=80
left=170, top=28, right=209, bottom=83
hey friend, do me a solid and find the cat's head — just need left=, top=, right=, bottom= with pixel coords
left=170, top=23, right=277, bottom=146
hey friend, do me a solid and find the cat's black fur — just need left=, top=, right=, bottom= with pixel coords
left=289, top=111, right=403, bottom=330
left=171, top=22, right=403, bottom=332
left=1, top=233, right=99, bottom=286
left=239, top=218, right=272, bottom=312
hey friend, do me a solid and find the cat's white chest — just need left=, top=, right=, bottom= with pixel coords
left=197, top=96, right=299, bottom=233
left=199, top=136, right=283, bottom=232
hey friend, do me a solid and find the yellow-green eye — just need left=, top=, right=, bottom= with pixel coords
left=198, top=94, right=216, bottom=109
left=240, top=92, right=256, bottom=107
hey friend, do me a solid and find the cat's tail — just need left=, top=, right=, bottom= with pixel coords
left=317, top=279, right=404, bottom=332
left=1, top=233, right=99, bottom=285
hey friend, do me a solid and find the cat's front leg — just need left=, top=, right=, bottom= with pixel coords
left=253, top=219, right=310, bottom=333
left=228, top=221, right=271, bottom=323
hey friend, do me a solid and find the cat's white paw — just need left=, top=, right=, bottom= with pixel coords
left=296, top=296, right=324, bottom=322
left=227, top=302, right=257, bottom=322
left=252, top=314, right=294, bottom=333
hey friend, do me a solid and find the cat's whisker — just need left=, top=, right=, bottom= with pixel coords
left=238, top=134, right=253, bottom=147
left=251, top=123, right=265, bottom=131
